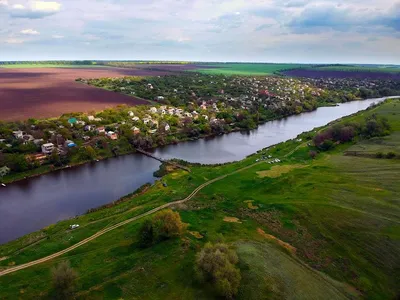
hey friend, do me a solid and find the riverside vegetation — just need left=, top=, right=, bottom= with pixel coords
left=0, top=99, right=399, bottom=299
left=1, top=72, right=399, bottom=183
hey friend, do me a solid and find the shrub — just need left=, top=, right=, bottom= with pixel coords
left=51, top=261, right=78, bottom=300
left=195, top=243, right=241, bottom=299
left=137, top=209, right=186, bottom=247
left=386, top=152, right=396, bottom=159
left=375, top=152, right=384, bottom=158
left=309, top=150, right=317, bottom=159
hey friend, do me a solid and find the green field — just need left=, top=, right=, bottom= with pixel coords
left=195, top=63, right=307, bottom=75
left=312, top=65, right=400, bottom=73
left=0, top=100, right=399, bottom=299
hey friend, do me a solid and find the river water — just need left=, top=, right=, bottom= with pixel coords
left=0, top=97, right=391, bottom=244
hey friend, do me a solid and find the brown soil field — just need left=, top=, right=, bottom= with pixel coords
left=0, top=67, right=175, bottom=121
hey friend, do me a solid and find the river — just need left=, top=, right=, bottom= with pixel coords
left=0, top=97, right=392, bottom=244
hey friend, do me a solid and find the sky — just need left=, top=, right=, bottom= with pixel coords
left=0, top=0, right=399, bottom=63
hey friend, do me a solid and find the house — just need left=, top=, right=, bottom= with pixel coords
left=96, top=127, right=106, bottom=134
left=84, top=125, right=95, bottom=131
left=13, top=130, right=24, bottom=139
left=41, top=143, right=55, bottom=155
left=202, top=115, right=209, bottom=121
left=76, top=120, right=86, bottom=126
left=88, top=115, right=95, bottom=121
left=68, top=118, right=77, bottom=126
left=33, top=139, right=44, bottom=146
left=65, top=140, right=77, bottom=148
left=83, top=136, right=91, bottom=141
left=26, top=153, right=47, bottom=164
left=164, top=124, right=170, bottom=131
left=132, top=116, right=140, bottom=122
left=131, top=127, right=141, bottom=134
left=22, top=134, right=34, bottom=145
left=106, top=131, right=118, bottom=140
left=149, top=107, right=158, bottom=114
left=155, top=96, right=164, bottom=101
left=143, top=118, right=152, bottom=125
left=128, top=111, right=134, bottom=117
left=93, top=117, right=102, bottom=122
left=148, top=129, right=157, bottom=134
left=0, top=166, right=10, bottom=177
left=168, top=108, right=175, bottom=115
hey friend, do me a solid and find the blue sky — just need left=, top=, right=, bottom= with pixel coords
left=0, top=0, right=399, bottom=63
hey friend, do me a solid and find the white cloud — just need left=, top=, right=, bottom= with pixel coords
left=31, top=1, right=61, bottom=13
left=52, top=34, right=64, bottom=39
left=20, top=28, right=40, bottom=35
left=0, top=0, right=8, bottom=6
left=5, top=38, right=24, bottom=44
left=10, top=1, right=61, bottom=18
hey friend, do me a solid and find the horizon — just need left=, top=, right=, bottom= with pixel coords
left=0, top=0, right=399, bottom=64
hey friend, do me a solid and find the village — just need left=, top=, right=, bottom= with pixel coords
left=1, top=73, right=399, bottom=179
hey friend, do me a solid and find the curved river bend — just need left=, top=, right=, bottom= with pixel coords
left=0, top=97, right=392, bottom=244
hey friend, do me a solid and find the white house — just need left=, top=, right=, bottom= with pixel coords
left=132, top=116, right=140, bottom=122
left=165, top=124, right=170, bottom=131
left=149, top=107, right=158, bottom=114
left=13, top=130, right=24, bottom=139
left=128, top=111, right=134, bottom=117
left=88, top=115, right=95, bottom=121
left=143, top=118, right=152, bottom=125
left=41, top=143, right=55, bottom=155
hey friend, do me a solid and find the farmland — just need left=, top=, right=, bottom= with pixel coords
left=193, top=63, right=307, bottom=75
left=0, top=99, right=399, bottom=299
left=0, top=67, right=175, bottom=121
left=282, top=64, right=400, bottom=80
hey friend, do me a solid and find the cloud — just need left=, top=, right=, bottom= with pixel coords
left=20, top=28, right=40, bottom=35
left=5, top=38, right=24, bottom=44
left=0, top=0, right=8, bottom=6
left=52, top=34, right=64, bottom=39
left=10, top=1, right=61, bottom=19
left=287, top=3, right=400, bottom=34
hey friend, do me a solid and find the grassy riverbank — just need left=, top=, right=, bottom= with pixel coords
left=0, top=99, right=399, bottom=299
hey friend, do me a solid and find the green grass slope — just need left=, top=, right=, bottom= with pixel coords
left=0, top=100, right=399, bottom=299
left=195, top=63, right=306, bottom=75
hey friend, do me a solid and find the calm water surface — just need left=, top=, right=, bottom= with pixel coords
left=0, top=97, right=392, bottom=243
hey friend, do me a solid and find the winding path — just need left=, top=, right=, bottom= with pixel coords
left=0, top=156, right=273, bottom=277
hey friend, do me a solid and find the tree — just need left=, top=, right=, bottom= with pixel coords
left=195, top=243, right=241, bottom=299
left=137, top=209, right=186, bottom=247
left=51, top=261, right=78, bottom=300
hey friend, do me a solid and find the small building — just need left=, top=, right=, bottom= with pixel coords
left=128, top=111, right=134, bottom=117
left=0, top=166, right=10, bottom=177
left=164, top=124, right=170, bottom=131
left=132, top=116, right=140, bottom=122
left=13, top=130, right=24, bottom=139
left=84, top=125, right=95, bottom=131
left=26, top=153, right=47, bottom=164
left=143, top=118, right=152, bottom=125
left=88, top=115, right=95, bottom=121
left=76, top=120, right=86, bottom=126
left=96, top=127, right=106, bottom=134
left=131, top=127, right=140, bottom=134
left=155, top=96, right=164, bottom=101
left=41, top=143, right=55, bottom=155
left=149, top=107, right=158, bottom=114
left=65, top=140, right=77, bottom=148
left=106, top=131, right=118, bottom=140
left=68, top=118, right=77, bottom=126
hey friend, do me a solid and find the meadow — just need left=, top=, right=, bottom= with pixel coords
left=194, top=63, right=307, bottom=75
left=0, top=100, right=399, bottom=299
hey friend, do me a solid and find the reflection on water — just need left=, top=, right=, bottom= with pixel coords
left=0, top=97, right=391, bottom=243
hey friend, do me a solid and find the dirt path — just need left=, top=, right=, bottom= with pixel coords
left=0, top=146, right=301, bottom=277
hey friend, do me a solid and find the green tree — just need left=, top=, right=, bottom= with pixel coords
left=195, top=243, right=241, bottom=299
left=51, top=261, right=78, bottom=300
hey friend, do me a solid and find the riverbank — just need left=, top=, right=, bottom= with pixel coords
left=0, top=99, right=399, bottom=299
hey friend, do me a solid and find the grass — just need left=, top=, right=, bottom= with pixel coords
left=312, top=65, right=400, bottom=73
left=194, top=63, right=307, bottom=76
left=0, top=99, right=399, bottom=299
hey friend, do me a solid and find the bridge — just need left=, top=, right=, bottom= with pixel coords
left=135, top=149, right=191, bottom=173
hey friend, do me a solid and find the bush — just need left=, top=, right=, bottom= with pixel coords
left=195, top=243, right=241, bottom=299
left=386, top=152, right=396, bottom=159
left=137, top=209, right=186, bottom=247
left=51, top=261, right=78, bottom=300
left=375, top=152, right=384, bottom=158
left=309, top=150, right=317, bottom=159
